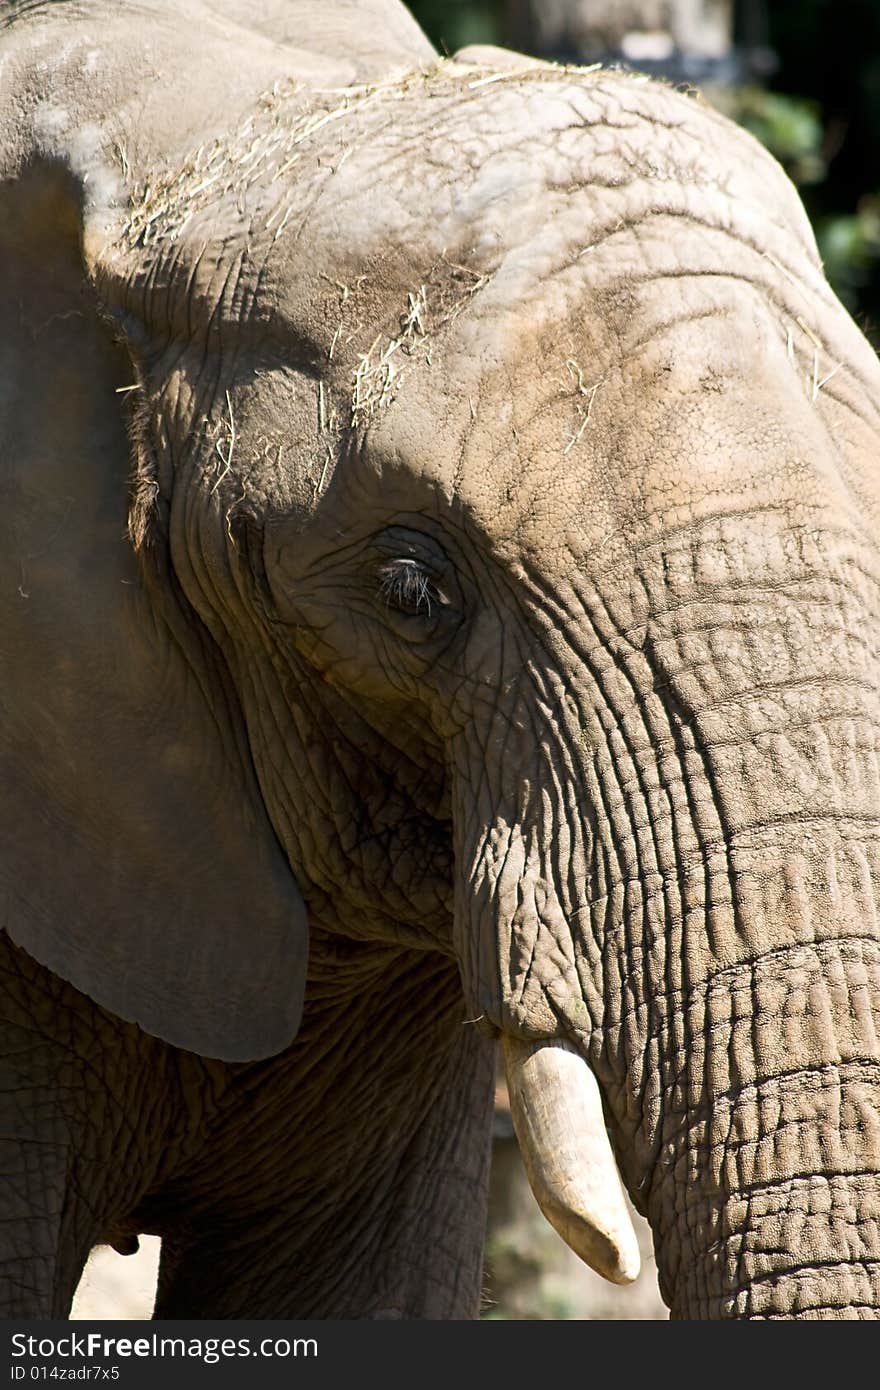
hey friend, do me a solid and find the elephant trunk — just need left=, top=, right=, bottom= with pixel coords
left=673, top=1172, right=880, bottom=1319
left=652, top=941, right=880, bottom=1319
left=502, top=937, right=880, bottom=1317
left=453, top=509, right=880, bottom=1315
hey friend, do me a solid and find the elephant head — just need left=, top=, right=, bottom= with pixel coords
left=4, top=0, right=880, bottom=1318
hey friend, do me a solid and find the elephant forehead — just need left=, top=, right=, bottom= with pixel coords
left=259, top=60, right=814, bottom=341
left=359, top=258, right=880, bottom=588
left=250, top=68, right=864, bottom=543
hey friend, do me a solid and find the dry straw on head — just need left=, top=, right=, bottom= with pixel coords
left=119, top=54, right=609, bottom=252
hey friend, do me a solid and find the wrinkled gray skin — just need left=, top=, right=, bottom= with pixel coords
left=2, top=0, right=880, bottom=1320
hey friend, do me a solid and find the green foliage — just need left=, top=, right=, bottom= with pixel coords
left=408, top=0, right=502, bottom=53
left=817, top=200, right=880, bottom=315
left=760, top=0, right=880, bottom=335
left=727, top=87, right=826, bottom=186
left=714, top=84, right=880, bottom=322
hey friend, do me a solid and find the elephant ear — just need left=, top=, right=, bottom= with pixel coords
left=0, top=110, right=309, bottom=1056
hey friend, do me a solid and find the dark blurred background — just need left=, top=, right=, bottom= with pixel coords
left=407, top=1, right=880, bottom=344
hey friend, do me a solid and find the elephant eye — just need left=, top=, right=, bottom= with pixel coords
left=378, top=558, right=448, bottom=618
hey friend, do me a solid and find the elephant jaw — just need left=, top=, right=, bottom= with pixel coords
left=502, top=1035, right=641, bottom=1286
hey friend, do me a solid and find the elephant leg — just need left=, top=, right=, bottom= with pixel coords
left=0, top=947, right=97, bottom=1315
left=0, top=934, right=187, bottom=1316
left=150, top=954, right=496, bottom=1319
left=0, top=1123, right=78, bottom=1317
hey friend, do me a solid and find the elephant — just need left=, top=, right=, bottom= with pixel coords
left=2, top=0, right=880, bottom=1321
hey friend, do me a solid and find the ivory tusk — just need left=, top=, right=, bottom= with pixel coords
left=502, top=1035, right=641, bottom=1285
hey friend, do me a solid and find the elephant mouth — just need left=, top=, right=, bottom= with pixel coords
left=502, top=1034, right=641, bottom=1285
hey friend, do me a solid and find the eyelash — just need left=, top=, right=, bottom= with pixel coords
left=378, top=559, right=445, bottom=617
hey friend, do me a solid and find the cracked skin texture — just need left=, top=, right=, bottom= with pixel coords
left=2, top=0, right=880, bottom=1319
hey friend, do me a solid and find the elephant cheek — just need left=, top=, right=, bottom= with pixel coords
left=453, top=817, right=585, bottom=1040
left=451, top=811, right=643, bottom=1287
